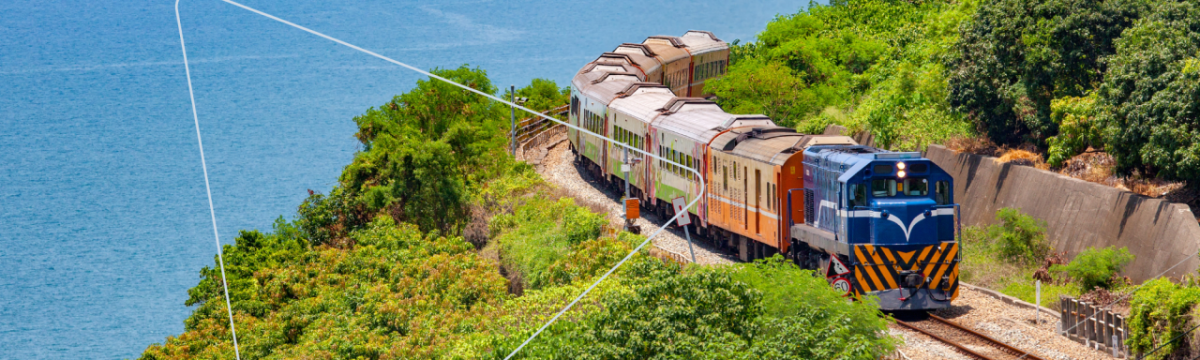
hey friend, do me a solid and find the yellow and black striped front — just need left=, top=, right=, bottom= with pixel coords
left=848, top=242, right=959, bottom=309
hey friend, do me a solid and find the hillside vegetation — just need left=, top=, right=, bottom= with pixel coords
left=140, top=66, right=895, bottom=359
left=709, top=0, right=979, bottom=150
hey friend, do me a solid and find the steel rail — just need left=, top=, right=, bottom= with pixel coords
left=895, top=319, right=995, bottom=360
left=930, top=314, right=1048, bottom=360
left=896, top=315, right=1048, bottom=360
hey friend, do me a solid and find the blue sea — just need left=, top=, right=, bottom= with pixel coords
left=0, top=0, right=812, bottom=358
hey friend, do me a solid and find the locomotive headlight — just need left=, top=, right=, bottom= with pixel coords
left=897, top=170, right=907, bottom=179
left=896, top=162, right=906, bottom=170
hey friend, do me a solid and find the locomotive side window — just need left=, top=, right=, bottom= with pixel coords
left=935, top=181, right=950, bottom=205
left=848, top=183, right=867, bottom=207
left=872, top=179, right=896, bottom=197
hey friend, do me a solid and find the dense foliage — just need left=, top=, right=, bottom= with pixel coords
left=1127, top=278, right=1200, bottom=360
left=709, top=0, right=977, bottom=150
left=946, top=0, right=1150, bottom=147
left=1097, top=1, right=1200, bottom=179
left=515, top=257, right=897, bottom=360
left=945, top=0, right=1200, bottom=180
left=1051, top=246, right=1134, bottom=291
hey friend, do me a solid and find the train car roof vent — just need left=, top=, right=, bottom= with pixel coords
left=719, top=114, right=775, bottom=130
left=722, top=127, right=798, bottom=151
left=591, top=72, right=640, bottom=84
left=617, top=82, right=671, bottom=97
left=597, top=52, right=636, bottom=64
left=748, top=126, right=797, bottom=138
left=614, top=43, right=656, bottom=57
left=657, top=97, right=716, bottom=114
left=644, top=36, right=686, bottom=47
left=683, top=30, right=722, bottom=42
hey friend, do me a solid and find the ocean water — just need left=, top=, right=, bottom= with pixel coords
left=0, top=0, right=812, bottom=358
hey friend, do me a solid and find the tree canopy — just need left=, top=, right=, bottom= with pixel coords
left=709, top=0, right=977, bottom=150
left=946, top=0, right=1150, bottom=147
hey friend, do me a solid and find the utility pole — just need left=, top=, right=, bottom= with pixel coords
left=510, top=85, right=516, bottom=157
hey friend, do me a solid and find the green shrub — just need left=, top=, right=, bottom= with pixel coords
left=493, top=197, right=608, bottom=289
left=988, top=208, right=1051, bottom=264
left=1127, top=278, right=1200, bottom=360
left=1046, top=93, right=1101, bottom=167
left=1051, top=246, right=1134, bottom=290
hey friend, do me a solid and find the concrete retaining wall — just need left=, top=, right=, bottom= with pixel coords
left=925, top=145, right=1200, bottom=282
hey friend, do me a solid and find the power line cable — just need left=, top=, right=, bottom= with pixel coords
left=174, top=1, right=241, bottom=359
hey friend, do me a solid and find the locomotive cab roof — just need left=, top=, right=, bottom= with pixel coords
left=803, top=145, right=925, bottom=182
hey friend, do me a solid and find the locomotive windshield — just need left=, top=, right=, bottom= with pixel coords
left=870, top=178, right=929, bottom=197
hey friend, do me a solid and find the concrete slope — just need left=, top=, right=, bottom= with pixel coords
left=926, top=145, right=1200, bottom=282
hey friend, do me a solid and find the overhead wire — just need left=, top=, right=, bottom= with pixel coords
left=173, top=0, right=241, bottom=359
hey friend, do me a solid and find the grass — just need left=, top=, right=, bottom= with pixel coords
left=959, top=225, right=1083, bottom=310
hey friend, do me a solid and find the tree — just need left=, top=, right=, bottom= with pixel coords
left=946, top=0, right=1150, bottom=147
left=501, top=78, right=570, bottom=114
left=1097, top=1, right=1200, bottom=180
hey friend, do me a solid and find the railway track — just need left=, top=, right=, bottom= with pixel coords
left=896, top=314, right=1047, bottom=360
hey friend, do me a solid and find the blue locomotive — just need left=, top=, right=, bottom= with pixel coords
left=789, top=145, right=960, bottom=311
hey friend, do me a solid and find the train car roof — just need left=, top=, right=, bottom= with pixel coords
left=713, top=128, right=858, bottom=165
left=578, top=72, right=641, bottom=105
left=608, top=47, right=662, bottom=77
left=571, top=59, right=643, bottom=98
left=590, top=55, right=647, bottom=80
left=678, top=30, right=727, bottom=54
left=608, top=83, right=675, bottom=124
left=571, top=63, right=607, bottom=94
left=641, top=37, right=690, bottom=64
left=652, top=98, right=737, bottom=143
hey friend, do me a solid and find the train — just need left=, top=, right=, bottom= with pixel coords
left=566, top=31, right=960, bottom=311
